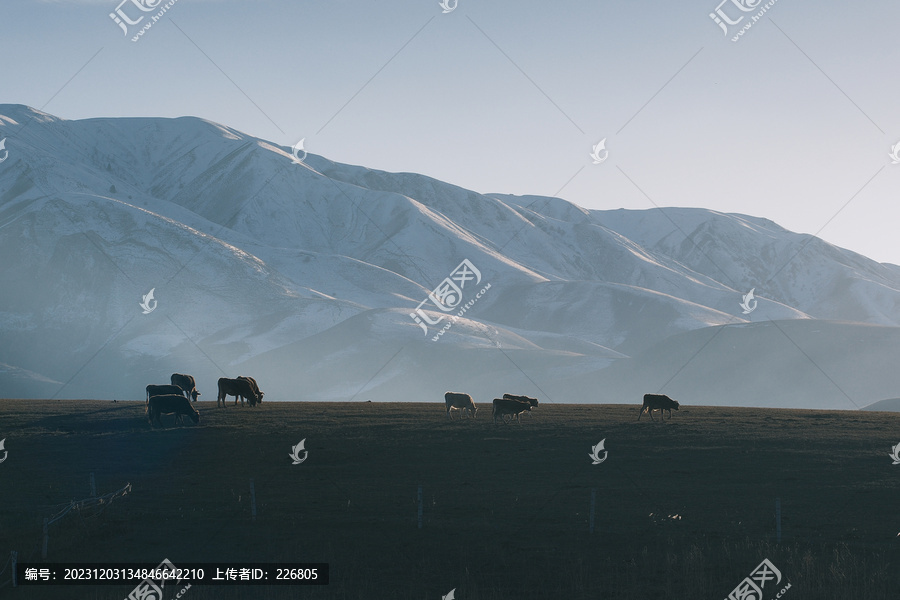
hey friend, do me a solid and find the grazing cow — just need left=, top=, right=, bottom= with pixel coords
left=638, top=393, right=680, bottom=421
left=146, top=383, right=190, bottom=424
left=492, top=397, right=532, bottom=424
left=148, top=394, right=200, bottom=426
left=218, top=377, right=261, bottom=408
left=444, top=392, right=477, bottom=420
left=171, top=373, right=201, bottom=402
left=146, top=384, right=184, bottom=405
left=503, top=394, right=538, bottom=412
left=237, top=376, right=264, bottom=406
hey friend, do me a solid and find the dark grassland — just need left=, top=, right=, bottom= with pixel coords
left=0, top=400, right=898, bottom=599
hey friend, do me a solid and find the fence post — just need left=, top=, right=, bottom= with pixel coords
left=589, top=488, right=597, bottom=534
left=250, top=479, right=257, bottom=521
left=417, top=485, right=423, bottom=529
left=90, top=472, right=96, bottom=497
left=775, top=497, right=781, bottom=543
left=41, top=518, right=48, bottom=559
left=10, top=551, right=17, bottom=587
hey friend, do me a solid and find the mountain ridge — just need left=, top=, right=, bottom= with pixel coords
left=1, top=104, right=897, bottom=406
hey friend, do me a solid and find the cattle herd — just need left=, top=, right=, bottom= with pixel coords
left=444, top=391, right=540, bottom=424
left=445, top=391, right=681, bottom=424
left=143, top=376, right=680, bottom=428
left=144, top=373, right=265, bottom=427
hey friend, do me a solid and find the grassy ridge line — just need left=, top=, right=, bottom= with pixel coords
left=0, top=400, right=898, bottom=599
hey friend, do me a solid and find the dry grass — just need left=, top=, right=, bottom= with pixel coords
left=0, top=399, right=897, bottom=599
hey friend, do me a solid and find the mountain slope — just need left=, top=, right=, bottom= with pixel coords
left=1, top=104, right=899, bottom=406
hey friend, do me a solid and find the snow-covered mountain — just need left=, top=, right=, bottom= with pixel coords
left=1, top=104, right=898, bottom=408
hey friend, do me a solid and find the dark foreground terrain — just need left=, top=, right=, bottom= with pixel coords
left=0, top=399, right=898, bottom=599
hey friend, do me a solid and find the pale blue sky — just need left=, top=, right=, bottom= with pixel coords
left=5, top=0, right=900, bottom=263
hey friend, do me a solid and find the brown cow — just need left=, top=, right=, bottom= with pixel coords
left=444, top=392, right=477, bottom=420
left=492, top=397, right=532, bottom=423
left=217, top=377, right=261, bottom=407
left=147, top=383, right=190, bottom=424
left=148, top=394, right=200, bottom=426
left=503, top=394, right=538, bottom=410
left=638, top=394, right=680, bottom=421
left=146, top=384, right=183, bottom=405
left=237, top=376, right=264, bottom=406
left=171, top=373, right=201, bottom=402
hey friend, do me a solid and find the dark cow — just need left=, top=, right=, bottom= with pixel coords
left=146, top=383, right=190, bottom=424
left=492, top=397, right=532, bottom=424
left=171, top=373, right=201, bottom=402
left=638, top=393, right=680, bottom=421
left=444, top=392, right=477, bottom=420
left=146, top=384, right=184, bottom=405
left=218, top=377, right=261, bottom=408
left=503, top=394, right=538, bottom=411
left=237, top=376, right=264, bottom=406
left=148, top=394, right=200, bottom=426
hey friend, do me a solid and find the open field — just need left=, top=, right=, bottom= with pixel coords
left=0, top=399, right=898, bottom=599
